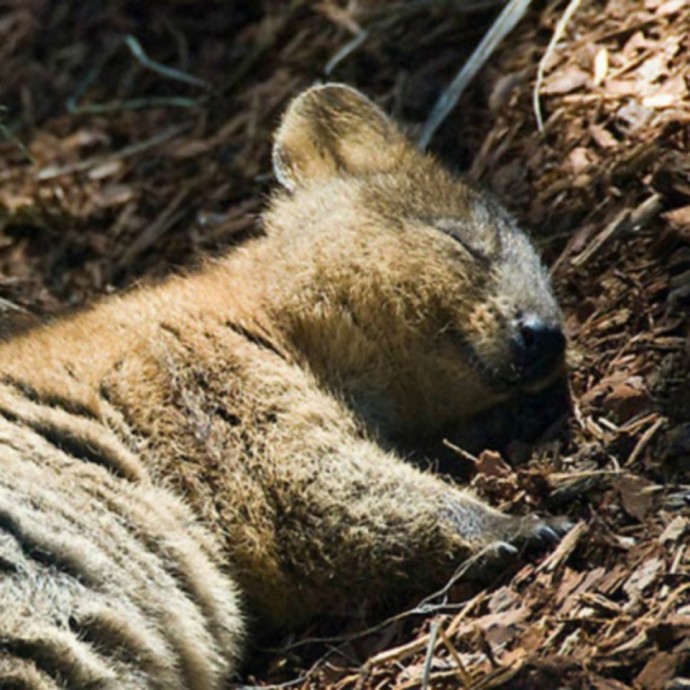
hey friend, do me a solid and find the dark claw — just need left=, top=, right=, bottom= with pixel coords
left=536, top=525, right=560, bottom=543
left=663, top=490, right=690, bottom=510
left=517, top=514, right=573, bottom=546
left=496, top=541, right=518, bottom=556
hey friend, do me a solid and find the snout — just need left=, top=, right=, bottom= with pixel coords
left=511, top=314, right=566, bottom=389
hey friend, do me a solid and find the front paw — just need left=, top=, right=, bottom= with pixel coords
left=442, top=492, right=572, bottom=549
left=507, top=513, right=574, bottom=546
left=463, top=514, right=573, bottom=582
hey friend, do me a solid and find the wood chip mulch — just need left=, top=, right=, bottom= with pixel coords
left=1, top=1, right=688, bottom=688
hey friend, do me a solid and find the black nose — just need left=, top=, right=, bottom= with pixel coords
left=513, top=315, right=566, bottom=386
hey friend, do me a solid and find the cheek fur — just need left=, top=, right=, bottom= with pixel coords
left=465, top=303, right=508, bottom=355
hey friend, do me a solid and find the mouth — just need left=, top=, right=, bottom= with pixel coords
left=449, top=326, right=567, bottom=395
left=447, top=329, right=520, bottom=394
left=518, top=356, right=567, bottom=392
left=509, top=321, right=567, bottom=391
left=474, top=354, right=567, bottom=397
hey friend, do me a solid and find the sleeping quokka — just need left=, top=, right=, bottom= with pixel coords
left=0, top=84, right=568, bottom=689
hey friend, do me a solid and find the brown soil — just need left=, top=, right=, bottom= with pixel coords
left=1, top=2, right=688, bottom=688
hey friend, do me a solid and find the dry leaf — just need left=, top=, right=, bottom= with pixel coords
left=616, top=474, right=657, bottom=521
left=590, top=124, right=618, bottom=149
left=543, top=65, right=590, bottom=94
left=475, top=450, right=513, bottom=479
left=664, top=206, right=690, bottom=228
left=658, top=516, right=689, bottom=544
left=594, top=47, right=609, bottom=86
left=623, top=557, right=664, bottom=600
left=635, top=651, right=679, bottom=690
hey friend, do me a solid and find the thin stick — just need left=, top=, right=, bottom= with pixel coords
left=0, top=106, right=34, bottom=164
left=0, top=297, right=28, bottom=314
left=325, top=30, right=370, bottom=75
left=442, top=438, right=479, bottom=465
left=533, top=0, right=584, bottom=131
left=625, top=416, right=665, bottom=467
left=571, top=193, right=663, bottom=266
left=367, top=590, right=483, bottom=668
left=37, top=123, right=191, bottom=181
left=439, top=627, right=473, bottom=688
left=72, top=96, right=200, bottom=115
left=420, top=619, right=441, bottom=690
left=124, top=35, right=209, bottom=90
left=419, top=0, right=532, bottom=150
left=116, top=188, right=190, bottom=271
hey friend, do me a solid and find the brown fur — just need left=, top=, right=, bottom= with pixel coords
left=0, top=84, right=567, bottom=687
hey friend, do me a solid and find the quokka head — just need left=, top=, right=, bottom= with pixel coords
left=267, top=84, right=566, bottom=434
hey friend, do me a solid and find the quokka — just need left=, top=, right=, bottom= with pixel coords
left=0, top=84, right=568, bottom=689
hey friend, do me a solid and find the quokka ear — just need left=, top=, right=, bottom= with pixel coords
left=272, top=83, right=409, bottom=192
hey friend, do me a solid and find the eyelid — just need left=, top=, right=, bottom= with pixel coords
left=436, top=224, right=491, bottom=267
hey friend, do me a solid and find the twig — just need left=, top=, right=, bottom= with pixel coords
left=67, top=37, right=206, bottom=114
left=625, top=416, right=665, bottom=467
left=124, top=35, right=209, bottom=90
left=0, top=106, right=34, bottom=164
left=0, top=296, right=29, bottom=314
left=66, top=40, right=120, bottom=113
left=401, top=669, right=478, bottom=690
left=325, top=0, right=510, bottom=77
left=535, top=520, right=586, bottom=573
left=416, top=542, right=509, bottom=609
left=71, top=96, right=200, bottom=116
left=419, top=0, right=532, bottom=150
left=260, top=589, right=488, bottom=690
left=439, top=626, right=473, bottom=688
left=367, top=632, right=430, bottom=667
left=115, top=188, right=190, bottom=271
left=442, top=438, right=479, bottom=465
left=420, top=619, right=441, bottom=690
left=571, top=193, right=663, bottom=266
left=533, top=0, right=584, bottom=131
left=267, top=556, right=490, bottom=658
left=367, top=591, right=484, bottom=668
left=36, top=123, right=191, bottom=181
left=325, top=30, right=370, bottom=75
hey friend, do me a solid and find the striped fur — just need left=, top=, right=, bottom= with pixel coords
left=0, top=384, right=244, bottom=689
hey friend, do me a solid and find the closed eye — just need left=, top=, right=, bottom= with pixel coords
left=433, top=218, right=492, bottom=267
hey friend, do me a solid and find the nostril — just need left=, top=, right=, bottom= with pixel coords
left=514, top=315, right=566, bottom=383
left=520, top=321, right=537, bottom=352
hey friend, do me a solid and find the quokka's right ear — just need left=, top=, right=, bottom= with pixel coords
left=272, top=83, right=410, bottom=192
